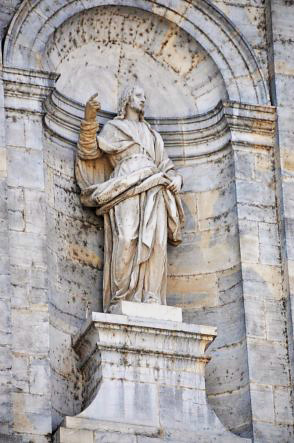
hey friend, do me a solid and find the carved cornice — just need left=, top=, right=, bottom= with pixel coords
left=44, top=88, right=231, bottom=160
left=73, top=311, right=216, bottom=368
left=2, top=66, right=59, bottom=112
left=1, top=66, right=275, bottom=158
left=224, top=101, right=276, bottom=150
left=43, top=89, right=276, bottom=160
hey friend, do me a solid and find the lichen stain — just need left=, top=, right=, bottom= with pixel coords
left=68, top=243, right=103, bottom=269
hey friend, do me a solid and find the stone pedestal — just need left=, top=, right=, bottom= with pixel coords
left=55, top=303, right=250, bottom=442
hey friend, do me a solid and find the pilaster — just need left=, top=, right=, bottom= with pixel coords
left=225, top=101, right=294, bottom=441
left=3, top=67, right=58, bottom=442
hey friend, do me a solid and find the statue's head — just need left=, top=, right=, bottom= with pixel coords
left=117, top=84, right=145, bottom=121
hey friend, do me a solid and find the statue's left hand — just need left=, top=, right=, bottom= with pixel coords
left=167, top=175, right=182, bottom=194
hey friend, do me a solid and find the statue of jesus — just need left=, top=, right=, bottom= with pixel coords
left=76, top=85, right=184, bottom=313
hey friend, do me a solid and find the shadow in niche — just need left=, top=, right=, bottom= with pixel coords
left=44, top=129, right=105, bottom=427
left=41, top=4, right=250, bottom=436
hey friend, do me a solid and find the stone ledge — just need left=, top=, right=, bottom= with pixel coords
left=73, top=311, right=217, bottom=369
left=74, top=310, right=217, bottom=347
left=55, top=425, right=251, bottom=443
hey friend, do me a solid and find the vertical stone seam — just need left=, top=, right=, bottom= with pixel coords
left=265, top=0, right=277, bottom=106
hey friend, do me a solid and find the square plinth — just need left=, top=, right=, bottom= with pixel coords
left=59, top=312, right=249, bottom=443
left=110, top=300, right=182, bottom=322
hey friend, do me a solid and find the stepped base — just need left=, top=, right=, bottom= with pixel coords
left=55, top=304, right=250, bottom=442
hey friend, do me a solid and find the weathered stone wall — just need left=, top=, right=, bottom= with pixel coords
left=167, top=147, right=250, bottom=436
left=0, top=1, right=294, bottom=442
left=44, top=132, right=103, bottom=428
left=2, top=69, right=56, bottom=442
left=232, top=117, right=293, bottom=441
left=213, top=0, right=269, bottom=89
left=264, top=0, right=294, bottom=439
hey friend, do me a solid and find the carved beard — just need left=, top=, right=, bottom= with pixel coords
left=129, top=103, right=144, bottom=113
left=128, top=94, right=145, bottom=113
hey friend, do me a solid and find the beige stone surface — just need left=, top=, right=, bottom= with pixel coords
left=56, top=428, right=94, bottom=443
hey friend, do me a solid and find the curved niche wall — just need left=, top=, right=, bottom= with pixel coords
left=42, top=5, right=250, bottom=437
left=45, top=6, right=227, bottom=117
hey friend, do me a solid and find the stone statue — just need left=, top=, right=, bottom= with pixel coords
left=75, top=84, right=184, bottom=312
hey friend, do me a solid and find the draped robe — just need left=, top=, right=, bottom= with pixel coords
left=76, top=117, right=184, bottom=312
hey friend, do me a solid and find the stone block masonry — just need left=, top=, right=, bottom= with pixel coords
left=0, top=0, right=294, bottom=442
left=2, top=68, right=57, bottom=441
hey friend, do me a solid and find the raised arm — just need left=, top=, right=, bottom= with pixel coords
left=77, top=93, right=102, bottom=160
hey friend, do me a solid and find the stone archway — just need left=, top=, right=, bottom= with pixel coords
left=44, top=5, right=228, bottom=117
left=4, top=0, right=269, bottom=105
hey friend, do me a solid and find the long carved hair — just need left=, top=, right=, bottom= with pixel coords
left=117, top=84, right=145, bottom=121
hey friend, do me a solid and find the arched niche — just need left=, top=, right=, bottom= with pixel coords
left=44, top=5, right=227, bottom=117
left=4, top=0, right=269, bottom=105
left=3, top=0, right=257, bottom=438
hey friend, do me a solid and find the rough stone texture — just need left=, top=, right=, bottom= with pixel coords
left=44, top=131, right=103, bottom=427
left=227, top=101, right=294, bottom=441
left=168, top=145, right=251, bottom=436
left=3, top=1, right=268, bottom=105
left=0, top=1, right=294, bottom=442
left=213, top=0, right=269, bottom=92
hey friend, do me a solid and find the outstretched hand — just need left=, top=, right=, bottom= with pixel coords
left=167, top=175, right=182, bottom=194
left=85, top=93, right=101, bottom=122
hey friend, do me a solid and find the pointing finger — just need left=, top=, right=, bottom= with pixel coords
left=89, top=92, right=99, bottom=101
